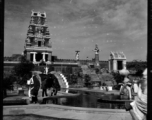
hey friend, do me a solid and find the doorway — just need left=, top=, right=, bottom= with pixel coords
left=36, top=53, right=43, bottom=61
left=38, top=41, right=41, bottom=47
left=117, top=61, right=123, bottom=70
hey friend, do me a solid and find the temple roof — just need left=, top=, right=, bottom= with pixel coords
left=31, top=11, right=46, bottom=18
left=110, top=51, right=126, bottom=60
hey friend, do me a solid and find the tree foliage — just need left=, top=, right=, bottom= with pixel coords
left=95, top=68, right=100, bottom=74
left=3, top=74, right=17, bottom=98
left=111, top=72, right=125, bottom=84
left=84, top=74, right=91, bottom=87
left=3, top=75, right=17, bottom=90
left=101, top=73, right=116, bottom=86
left=12, top=56, right=34, bottom=85
left=127, top=61, right=147, bottom=76
left=70, top=74, right=78, bottom=84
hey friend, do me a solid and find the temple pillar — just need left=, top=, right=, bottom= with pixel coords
left=33, top=52, right=36, bottom=62
left=123, top=60, right=126, bottom=70
left=113, top=60, right=117, bottom=71
left=30, top=52, right=36, bottom=62
left=42, top=52, right=46, bottom=61
left=48, top=52, right=52, bottom=62
left=108, top=59, right=111, bottom=72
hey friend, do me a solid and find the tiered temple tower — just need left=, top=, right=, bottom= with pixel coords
left=24, top=11, right=52, bottom=64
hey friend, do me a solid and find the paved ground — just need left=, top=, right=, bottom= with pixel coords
left=3, top=89, right=133, bottom=120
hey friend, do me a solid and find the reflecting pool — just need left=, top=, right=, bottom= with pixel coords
left=45, top=89, right=126, bottom=109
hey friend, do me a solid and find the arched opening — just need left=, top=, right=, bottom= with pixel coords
left=117, top=61, right=123, bottom=70
left=38, top=41, right=42, bottom=47
left=36, top=53, right=43, bottom=61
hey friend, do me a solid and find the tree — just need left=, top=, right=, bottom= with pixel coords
left=66, top=66, right=72, bottom=74
left=127, top=61, right=147, bottom=76
left=95, top=68, right=100, bottom=74
left=3, top=74, right=17, bottom=98
left=70, top=74, right=78, bottom=85
left=84, top=74, right=91, bottom=87
left=111, top=72, right=124, bottom=84
left=101, top=73, right=116, bottom=86
left=12, top=56, right=35, bottom=85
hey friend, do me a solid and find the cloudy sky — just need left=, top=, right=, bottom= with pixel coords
left=4, top=0, right=147, bottom=61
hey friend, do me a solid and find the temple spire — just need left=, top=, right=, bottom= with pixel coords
left=24, top=11, right=52, bottom=64
left=94, top=44, right=100, bottom=67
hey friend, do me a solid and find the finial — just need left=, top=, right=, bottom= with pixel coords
left=31, top=10, right=34, bottom=16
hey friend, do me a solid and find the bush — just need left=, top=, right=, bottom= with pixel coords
left=3, top=75, right=17, bottom=98
left=101, top=73, right=116, bottom=86
left=111, top=72, right=125, bottom=84
left=12, top=56, right=34, bottom=85
left=127, top=61, right=147, bottom=76
left=84, top=74, right=91, bottom=87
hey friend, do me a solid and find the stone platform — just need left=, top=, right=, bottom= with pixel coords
left=3, top=104, right=132, bottom=120
left=3, top=89, right=132, bottom=120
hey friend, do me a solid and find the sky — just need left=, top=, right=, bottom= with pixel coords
left=4, top=0, right=147, bottom=61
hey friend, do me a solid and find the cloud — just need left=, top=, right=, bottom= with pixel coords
left=4, top=0, right=147, bottom=61
left=81, top=0, right=98, bottom=4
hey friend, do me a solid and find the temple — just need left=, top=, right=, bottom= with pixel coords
left=4, top=11, right=136, bottom=77
left=24, top=11, right=52, bottom=64
left=108, top=51, right=126, bottom=72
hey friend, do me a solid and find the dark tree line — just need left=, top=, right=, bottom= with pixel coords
left=127, top=61, right=147, bottom=76
left=3, top=56, right=34, bottom=98
left=12, top=56, right=35, bottom=85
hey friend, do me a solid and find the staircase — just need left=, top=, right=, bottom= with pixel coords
left=51, top=72, right=69, bottom=89
left=58, top=72, right=69, bottom=88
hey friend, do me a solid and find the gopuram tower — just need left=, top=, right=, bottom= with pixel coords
left=94, top=44, right=100, bottom=67
left=24, top=11, right=52, bottom=64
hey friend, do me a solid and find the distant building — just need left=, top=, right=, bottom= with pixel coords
left=108, top=51, right=126, bottom=72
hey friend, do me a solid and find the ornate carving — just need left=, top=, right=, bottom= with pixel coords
left=47, top=41, right=52, bottom=48
left=24, top=11, right=52, bottom=58
left=94, top=44, right=99, bottom=54
left=75, top=51, right=80, bottom=60
left=26, top=37, right=30, bottom=43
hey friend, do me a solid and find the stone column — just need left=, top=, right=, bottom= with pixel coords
left=42, top=52, right=46, bottom=61
left=108, top=59, right=111, bottom=72
left=48, top=52, right=52, bottom=62
left=33, top=52, right=36, bottom=62
left=113, top=60, right=117, bottom=71
left=30, top=52, right=36, bottom=62
left=123, top=60, right=127, bottom=70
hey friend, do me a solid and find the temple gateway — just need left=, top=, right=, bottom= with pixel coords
left=24, top=11, right=52, bottom=64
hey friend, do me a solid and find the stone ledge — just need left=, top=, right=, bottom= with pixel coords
left=4, top=104, right=127, bottom=114
left=3, top=105, right=131, bottom=120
